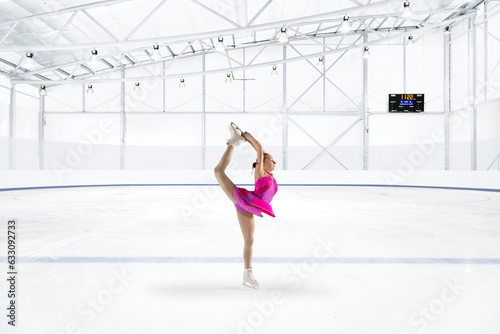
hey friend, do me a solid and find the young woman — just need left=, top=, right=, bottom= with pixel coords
left=214, top=122, right=278, bottom=289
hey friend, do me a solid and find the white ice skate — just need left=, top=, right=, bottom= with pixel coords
left=242, top=267, right=260, bottom=290
left=226, top=122, right=245, bottom=147
left=231, top=122, right=245, bottom=136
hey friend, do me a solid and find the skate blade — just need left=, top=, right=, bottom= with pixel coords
left=231, top=122, right=244, bottom=134
left=242, top=282, right=260, bottom=290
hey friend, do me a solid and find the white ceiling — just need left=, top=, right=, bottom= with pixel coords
left=0, top=0, right=486, bottom=85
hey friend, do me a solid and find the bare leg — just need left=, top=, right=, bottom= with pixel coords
left=214, top=145, right=237, bottom=204
left=237, top=210, right=255, bottom=269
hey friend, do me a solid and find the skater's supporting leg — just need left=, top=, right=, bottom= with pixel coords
left=237, top=210, right=255, bottom=269
left=238, top=211, right=259, bottom=290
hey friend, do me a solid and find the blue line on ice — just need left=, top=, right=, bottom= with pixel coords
left=1, top=257, right=499, bottom=264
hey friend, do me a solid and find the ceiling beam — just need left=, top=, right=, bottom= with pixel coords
left=2, top=6, right=460, bottom=54
left=123, top=0, right=169, bottom=41
left=246, top=0, right=273, bottom=27
left=0, top=0, right=134, bottom=27
left=12, top=14, right=464, bottom=86
left=190, top=0, right=242, bottom=28
left=51, top=10, right=80, bottom=45
left=0, top=0, right=408, bottom=52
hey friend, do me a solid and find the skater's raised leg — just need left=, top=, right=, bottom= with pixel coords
left=214, top=144, right=237, bottom=203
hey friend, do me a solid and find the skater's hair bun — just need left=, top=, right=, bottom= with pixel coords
left=252, top=153, right=271, bottom=169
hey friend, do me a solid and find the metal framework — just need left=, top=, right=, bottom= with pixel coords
left=1, top=0, right=485, bottom=84
left=2, top=0, right=499, bottom=171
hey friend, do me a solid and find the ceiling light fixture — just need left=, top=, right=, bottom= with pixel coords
left=338, top=15, right=352, bottom=33
left=363, top=47, right=371, bottom=59
left=402, top=1, right=412, bottom=18
left=133, top=82, right=143, bottom=97
left=179, top=78, right=186, bottom=89
left=25, top=52, right=36, bottom=68
left=151, top=44, right=161, bottom=61
left=278, top=28, right=289, bottom=44
left=216, top=37, right=226, bottom=52
left=407, top=35, right=415, bottom=46
left=271, top=65, right=278, bottom=77
left=39, top=85, right=47, bottom=96
left=89, top=49, right=100, bottom=66
left=225, top=73, right=232, bottom=84
left=86, top=84, right=94, bottom=95
left=317, top=57, right=324, bottom=67
left=134, top=82, right=141, bottom=91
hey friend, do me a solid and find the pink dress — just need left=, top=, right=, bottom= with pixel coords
left=232, top=170, right=278, bottom=217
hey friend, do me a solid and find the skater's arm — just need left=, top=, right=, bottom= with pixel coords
left=242, top=132, right=265, bottom=178
left=242, top=132, right=263, bottom=154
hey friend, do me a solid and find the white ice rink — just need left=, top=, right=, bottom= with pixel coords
left=1, top=183, right=500, bottom=333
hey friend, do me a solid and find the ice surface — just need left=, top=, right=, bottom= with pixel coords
left=0, top=185, right=499, bottom=333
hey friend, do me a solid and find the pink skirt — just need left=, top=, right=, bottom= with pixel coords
left=233, top=186, right=275, bottom=217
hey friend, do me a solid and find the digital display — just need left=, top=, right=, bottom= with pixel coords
left=400, top=100, right=414, bottom=106
left=389, top=94, right=424, bottom=112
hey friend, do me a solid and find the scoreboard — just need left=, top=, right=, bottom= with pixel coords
left=389, top=94, right=424, bottom=112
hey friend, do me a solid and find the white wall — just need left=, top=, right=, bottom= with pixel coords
left=0, top=82, right=39, bottom=170
left=0, top=78, right=10, bottom=170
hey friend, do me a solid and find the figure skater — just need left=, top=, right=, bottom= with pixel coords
left=214, top=122, right=277, bottom=289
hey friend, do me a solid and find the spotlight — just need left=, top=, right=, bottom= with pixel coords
left=271, top=65, right=278, bottom=77
left=278, top=28, right=288, bottom=44
left=402, top=1, right=412, bottom=18
left=39, top=85, right=47, bottom=96
left=151, top=44, right=161, bottom=61
left=338, top=15, right=352, bottom=32
left=444, top=26, right=451, bottom=35
left=363, top=47, right=371, bottom=59
left=317, top=57, right=324, bottom=67
left=225, top=73, right=232, bottom=84
left=89, top=49, right=100, bottom=66
left=25, top=52, right=36, bottom=68
left=407, top=35, right=415, bottom=46
left=86, top=84, right=94, bottom=95
left=216, top=37, right=226, bottom=52
left=134, top=82, right=141, bottom=92
left=179, top=78, right=186, bottom=89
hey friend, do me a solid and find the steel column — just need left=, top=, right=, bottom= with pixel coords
left=403, top=36, right=407, bottom=93
left=484, top=1, right=488, bottom=101
left=120, top=68, right=126, bottom=169
left=39, top=93, right=45, bottom=170
left=444, top=30, right=451, bottom=170
left=82, top=84, right=86, bottom=112
left=322, top=37, right=326, bottom=112
left=202, top=51, right=206, bottom=169
left=469, top=17, right=477, bottom=170
left=282, top=45, right=288, bottom=170
left=362, top=33, right=369, bottom=170
left=243, top=49, right=246, bottom=112
left=163, top=61, right=166, bottom=112
left=8, top=84, right=16, bottom=170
